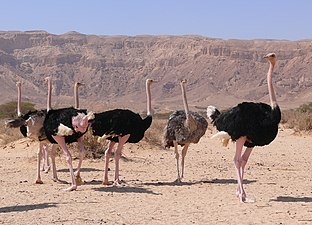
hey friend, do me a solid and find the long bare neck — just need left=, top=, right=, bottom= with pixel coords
left=74, top=84, right=79, bottom=109
left=181, top=82, right=190, bottom=115
left=17, top=83, right=22, bottom=117
left=267, top=61, right=277, bottom=108
left=146, top=81, right=152, bottom=116
left=47, top=79, right=52, bottom=111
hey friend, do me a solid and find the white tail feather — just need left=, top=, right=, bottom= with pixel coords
left=211, top=131, right=231, bottom=147
left=207, top=105, right=217, bottom=120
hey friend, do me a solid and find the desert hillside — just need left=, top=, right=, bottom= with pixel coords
left=0, top=31, right=311, bottom=112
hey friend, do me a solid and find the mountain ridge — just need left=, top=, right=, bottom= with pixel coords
left=0, top=31, right=311, bottom=113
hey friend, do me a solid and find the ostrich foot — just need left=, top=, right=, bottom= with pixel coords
left=75, top=175, right=84, bottom=185
left=44, top=166, right=51, bottom=173
left=64, top=185, right=77, bottom=191
left=113, top=180, right=127, bottom=187
left=174, top=178, right=182, bottom=183
left=35, top=179, right=43, bottom=184
left=102, top=180, right=113, bottom=185
left=238, top=193, right=256, bottom=203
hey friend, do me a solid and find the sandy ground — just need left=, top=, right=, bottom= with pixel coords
left=1, top=128, right=312, bottom=225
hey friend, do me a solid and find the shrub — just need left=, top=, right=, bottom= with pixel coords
left=0, top=101, right=36, bottom=119
left=281, top=102, right=312, bottom=131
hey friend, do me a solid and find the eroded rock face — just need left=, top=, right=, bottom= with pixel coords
left=0, top=31, right=311, bottom=111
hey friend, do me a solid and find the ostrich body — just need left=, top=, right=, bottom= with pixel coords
left=207, top=53, right=281, bottom=203
left=43, top=107, right=93, bottom=191
left=90, top=79, right=154, bottom=186
left=163, top=79, right=208, bottom=182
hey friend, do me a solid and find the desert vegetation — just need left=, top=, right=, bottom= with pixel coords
left=1, top=102, right=311, bottom=156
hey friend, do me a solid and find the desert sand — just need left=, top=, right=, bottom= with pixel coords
left=1, top=127, right=312, bottom=225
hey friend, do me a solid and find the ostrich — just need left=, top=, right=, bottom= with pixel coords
left=207, top=53, right=281, bottom=203
left=43, top=107, right=94, bottom=191
left=163, top=79, right=208, bottom=182
left=5, top=79, right=57, bottom=183
left=90, top=79, right=155, bottom=186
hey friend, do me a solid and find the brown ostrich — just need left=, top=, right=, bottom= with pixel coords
left=163, top=79, right=208, bottom=182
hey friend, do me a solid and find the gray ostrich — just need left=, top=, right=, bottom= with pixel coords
left=163, top=79, right=208, bottom=182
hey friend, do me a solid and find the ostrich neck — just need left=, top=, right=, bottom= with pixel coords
left=268, top=62, right=277, bottom=108
left=17, top=85, right=22, bottom=117
left=74, top=85, right=79, bottom=109
left=47, top=79, right=52, bottom=111
left=181, top=83, right=190, bottom=115
left=146, top=82, right=152, bottom=116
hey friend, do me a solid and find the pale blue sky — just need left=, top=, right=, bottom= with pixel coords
left=1, top=0, right=311, bottom=40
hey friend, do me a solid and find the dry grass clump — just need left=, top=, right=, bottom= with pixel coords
left=281, top=103, right=312, bottom=131
left=0, top=120, right=24, bottom=145
left=0, top=101, right=37, bottom=145
left=143, top=118, right=168, bottom=148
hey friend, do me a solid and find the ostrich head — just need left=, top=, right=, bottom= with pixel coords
left=75, top=82, right=84, bottom=88
left=264, top=53, right=276, bottom=66
left=72, top=113, right=89, bottom=133
left=16, top=81, right=21, bottom=87
left=180, top=79, right=187, bottom=85
left=146, top=79, right=155, bottom=85
left=71, top=111, right=94, bottom=133
left=44, top=76, right=51, bottom=84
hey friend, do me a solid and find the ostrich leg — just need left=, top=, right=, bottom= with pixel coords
left=103, top=141, right=116, bottom=185
left=234, top=137, right=255, bottom=203
left=74, top=136, right=86, bottom=185
left=35, top=142, right=44, bottom=184
left=50, top=144, right=59, bottom=182
left=181, top=143, right=190, bottom=180
left=113, top=134, right=130, bottom=186
left=52, top=135, right=77, bottom=191
left=173, top=141, right=181, bottom=182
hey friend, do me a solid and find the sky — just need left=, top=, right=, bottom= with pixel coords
left=1, top=0, right=311, bottom=41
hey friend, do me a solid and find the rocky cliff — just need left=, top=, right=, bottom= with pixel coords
left=0, top=31, right=311, bottom=113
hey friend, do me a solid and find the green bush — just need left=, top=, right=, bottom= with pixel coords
left=0, top=101, right=36, bottom=119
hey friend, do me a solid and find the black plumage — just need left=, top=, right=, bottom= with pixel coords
left=91, top=109, right=152, bottom=143
left=207, top=53, right=281, bottom=202
left=43, top=107, right=88, bottom=144
left=210, top=102, right=281, bottom=147
left=91, top=79, right=155, bottom=186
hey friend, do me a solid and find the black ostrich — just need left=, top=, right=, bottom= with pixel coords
left=207, top=53, right=281, bottom=203
left=43, top=107, right=94, bottom=191
left=163, top=79, right=208, bottom=182
left=90, top=79, right=155, bottom=186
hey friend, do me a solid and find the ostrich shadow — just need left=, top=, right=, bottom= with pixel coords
left=142, top=178, right=256, bottom=186
left=201, top=178, right=257, bottom=185
left=92, top=185, right=161, bottom=195
left=142, top=180, right=201, bottom=186
left=56, top=167, right=102, bottom=173
left=0, top=203, right=57, bottom=213
left=270, top=196, right=312, bottom=203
